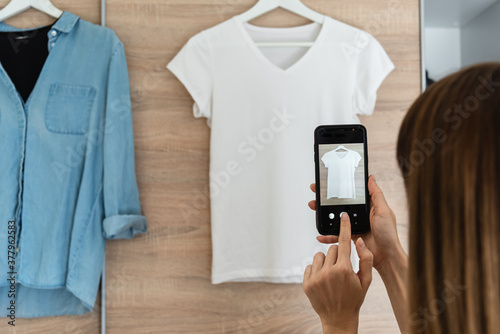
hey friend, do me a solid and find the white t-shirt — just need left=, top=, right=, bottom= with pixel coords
left=167, top=15, right=394, bottom=284
left=322, top=149, right=362, bottom=199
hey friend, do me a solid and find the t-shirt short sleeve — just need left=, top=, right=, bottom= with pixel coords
left=321, top=153, right=330, bottom=168
left=353, top=151, right=362, bottom=167
left=352, top=32, right=395, bottom=116
left=167, top=32, right=213, bottom=125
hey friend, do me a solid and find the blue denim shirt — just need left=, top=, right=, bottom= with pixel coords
left=0, top=12, right=147, bottom=317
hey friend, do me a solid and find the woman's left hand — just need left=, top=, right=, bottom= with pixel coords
left=303, top=212, right=374, bottom=334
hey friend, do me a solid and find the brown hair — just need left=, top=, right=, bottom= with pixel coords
left=397, top=63, right=500, bottom=333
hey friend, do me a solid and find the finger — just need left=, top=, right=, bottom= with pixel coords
left=311, top=252, right=326, bottom=274
left=338, top=212, right=352, bottom=263
left=317, top=235, right=358, bottom=244
left=356, top=237, right=374, bottom=290
left=303, top=264, right=312, bottom=281
left=310, top=183, right=316, bottom=193
left=317, top=235, right=339, bottom=244
left=308, top=200, right=316, bottom=211
left=368, top=175, right=389, bottom=209
left=369, top=191, right=375, bottom=209
left=325, top=244, right=339, bottom=265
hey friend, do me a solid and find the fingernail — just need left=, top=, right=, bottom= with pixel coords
left=358, top=237, right=365, bottom=247
left=341, top=212, right=348, bottom=221
left=372, top=175, right=376, bottom=182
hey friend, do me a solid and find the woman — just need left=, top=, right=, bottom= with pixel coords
left=303, top=63, right=500, bottom=333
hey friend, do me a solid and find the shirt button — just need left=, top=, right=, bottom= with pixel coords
left=51, top=42, right=55, bottom=48
left=16, top=247, right=19, bottom=253
left=50, top=30, right=57, bottom=37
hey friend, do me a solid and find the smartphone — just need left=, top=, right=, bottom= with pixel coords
left=314, top=125, right=370, bottom=235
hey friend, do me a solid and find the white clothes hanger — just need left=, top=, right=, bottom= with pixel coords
left=0, top=0, right=63, bottom=22
left=335, top=145, right=348, bottom=152
left=239, top=0, right=325, bottom=48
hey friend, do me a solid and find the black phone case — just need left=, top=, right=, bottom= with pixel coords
left=314, top=125, right=371, bottom=235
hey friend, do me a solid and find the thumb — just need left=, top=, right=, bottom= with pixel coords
left=355, top=237, right=373, bottom=290
left=369, top=175, right=389, bottom=209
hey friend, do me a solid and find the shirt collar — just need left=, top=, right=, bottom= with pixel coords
left=0, top=11, right=79, bottom=33
left=51, top=11, right=79, bottom=34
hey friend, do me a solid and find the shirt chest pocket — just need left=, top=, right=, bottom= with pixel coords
left=45, top=84, right=97, bottom=135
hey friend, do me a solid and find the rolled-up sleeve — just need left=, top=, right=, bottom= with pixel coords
left=102, top=37, right=147, bottom=240
left=103, top=214, right=147, bottom=240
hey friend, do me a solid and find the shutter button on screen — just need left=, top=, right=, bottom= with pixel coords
left=329, top=213, right=335, bottom=219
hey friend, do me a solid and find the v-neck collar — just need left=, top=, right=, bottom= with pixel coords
left=234, top=14, right=328, bottom=75
left=335, top=149, right=349, bottom=159
left=0, top=12, right=79, bottom=107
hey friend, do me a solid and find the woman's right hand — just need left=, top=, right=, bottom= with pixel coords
left=309, top=175, right=405, bottom=272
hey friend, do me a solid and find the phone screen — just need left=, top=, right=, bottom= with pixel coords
left=314, top=125, right=370, bottom=235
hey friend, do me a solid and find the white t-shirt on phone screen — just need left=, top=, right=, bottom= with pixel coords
left=167, top=14, right=394, bottom=284
left=322, top=149, right=362, bottom=199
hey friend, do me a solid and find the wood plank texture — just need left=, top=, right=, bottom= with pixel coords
left=0, top=0, right=420, bottom=333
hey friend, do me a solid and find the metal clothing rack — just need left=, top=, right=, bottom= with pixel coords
left=101, top=2, right=107, bottom=333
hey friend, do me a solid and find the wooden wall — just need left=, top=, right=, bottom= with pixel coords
left=2, top=0, right=420, bottom=333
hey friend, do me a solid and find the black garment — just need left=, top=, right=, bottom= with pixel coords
left=0, top=25, right=52, bottom=102
left=426, top=70, right=435, bottom=88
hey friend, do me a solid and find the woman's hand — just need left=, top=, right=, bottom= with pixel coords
left=303, top=212, right=373, bottom=334
left=308, top=175, right=404, bottom=272
left=308, top=175, right=409, bottom=332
